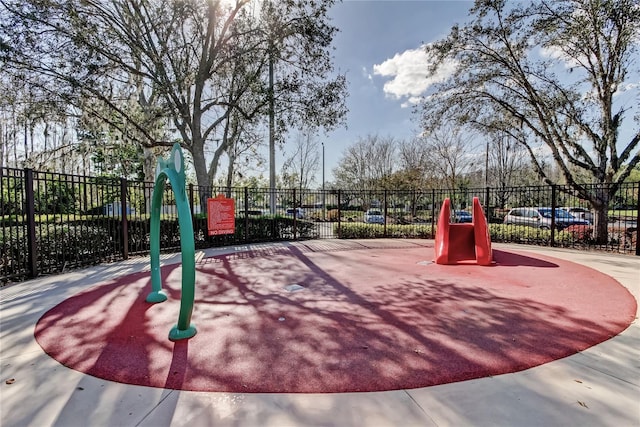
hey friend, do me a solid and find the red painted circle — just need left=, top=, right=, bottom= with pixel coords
left=35, top=246, right=636, bottom=393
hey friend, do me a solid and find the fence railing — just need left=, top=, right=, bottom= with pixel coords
left=2, top=166, right=639, bottom=283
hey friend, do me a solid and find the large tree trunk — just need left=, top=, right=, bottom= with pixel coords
left=226, top=151, right=236, bottom=198
left=591, top=186, right=611, bottom=244
left=191, top=142, right=211, bottom=212
left=592, top=204, right=609, bottom=245
left=142, top=146, right=156, bottom=183
left=142, top=146, right=157, bottom=215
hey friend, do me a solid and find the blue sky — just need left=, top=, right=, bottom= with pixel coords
left=278, top=0, right=638, bottom=186
left=318, top=0, right=475, bottom=181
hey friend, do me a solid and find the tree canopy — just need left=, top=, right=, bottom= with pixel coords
left=0, top=0, right=347, bottom=193
left=420, top=0, right=640, bottom=241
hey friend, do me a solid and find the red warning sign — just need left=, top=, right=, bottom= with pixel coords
left=207, top=195, right=235, bottom=236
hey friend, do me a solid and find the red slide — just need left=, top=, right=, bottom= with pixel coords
left=434, top=197, right=492, bottom=265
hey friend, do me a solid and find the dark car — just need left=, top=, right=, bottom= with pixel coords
left=560, top=207, right=593, bottom=224
left=454, top=210, right=473, bottom=223
left=285, top=207, right=304, bottom=219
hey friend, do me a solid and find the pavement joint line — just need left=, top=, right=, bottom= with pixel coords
left=568, top=353, right=640, bottom=387
left=404, top=389, right=438, bottom=425
left=135, top=389, right=176, bottom=427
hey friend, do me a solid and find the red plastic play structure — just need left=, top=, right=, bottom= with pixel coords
left=434, top=197, right=492, bottom=265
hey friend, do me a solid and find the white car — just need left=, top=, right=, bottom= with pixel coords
left=364, top=208, right=384, bottom=224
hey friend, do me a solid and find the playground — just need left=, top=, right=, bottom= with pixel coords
left=2, top=148, right=639, bottom=425
left=1, top=240, right=639, bottom=426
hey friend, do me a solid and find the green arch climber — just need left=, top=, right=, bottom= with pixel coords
left=146, top=143, right=197, bottom=341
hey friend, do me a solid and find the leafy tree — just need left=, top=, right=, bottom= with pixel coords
left=420, top=0, right=640, bottom=243
left=422, top=124, right=477, bottom=189
left=484, top=128, right=540, bottom=208
left=626, top=165, right=640, bottom=183
left=333, top=134, right=397, bottom=191
left=74, top=78, right=172, bottom=181
left=35, top=179, right=76, bottom=214
left=397, top=138, right=437, bottom=190
left=282, top=131, right=320, bottom=191
left=223, top=118, right=265, bottom=192
left=0, top=174, right=23, bottom=215
left=1, top=0, right=346, bottom=204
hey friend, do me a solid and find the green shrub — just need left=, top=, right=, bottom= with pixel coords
left=190, top=215, right=318, bottom=248
left=387, top=224, right=433, bottom=238
left=337, top=223, right=385, bottom=238
left=34, top=181, right=77, bottom=214
left=335, top=223, right=433, bottom=239
left=1, top=226, right=28, bottom=280
left=488, top=224, right=551, bottom=243
left=1, top=176, right=24, bottom=216
left=37, top=223, right=115, bottom=271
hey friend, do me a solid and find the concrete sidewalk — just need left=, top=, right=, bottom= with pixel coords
left=1, top=241, right=639, bottom=427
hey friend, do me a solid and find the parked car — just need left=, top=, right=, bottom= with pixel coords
left=364, top=208, right=385, bottom=224
left=559, top=207, right=593, bottom=224
left=503, top=207, right=590, bottom=230
left=285, top=207, right=304, bottom=219
left=454, top=210, right=473, bottom=223
left=245, top=208, right=268, bottom=216
left=85, top=202, right=134, bottom=216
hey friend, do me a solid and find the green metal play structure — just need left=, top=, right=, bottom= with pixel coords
left=146, top=143, right=197, bottom=341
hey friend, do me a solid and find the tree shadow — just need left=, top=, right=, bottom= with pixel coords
left=32, top=245, right=635, bottom=394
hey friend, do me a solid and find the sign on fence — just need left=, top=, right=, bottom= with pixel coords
left=207, top=194, right=235, bottom=236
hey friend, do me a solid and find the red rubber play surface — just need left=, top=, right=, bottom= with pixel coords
left=35, top=241, right=636, bottom=393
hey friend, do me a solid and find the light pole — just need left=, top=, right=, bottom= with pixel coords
left=322, top=142, right=325, bottom=220
left=485, top=139, right=489, bottom=188
left=268, top=46, right=276, bottom=215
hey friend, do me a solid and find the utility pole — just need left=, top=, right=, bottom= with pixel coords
left=322, top=142, right=325, bottom=220
left=268, top=45, right=276, bottom=215
left=485, top=139, right=489, bottom=187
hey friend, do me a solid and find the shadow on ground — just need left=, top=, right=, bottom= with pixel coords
left=33, top=245, right=636, bottom=393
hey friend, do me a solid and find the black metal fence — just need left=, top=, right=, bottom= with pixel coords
left=2, top=166, right=639, bottom=283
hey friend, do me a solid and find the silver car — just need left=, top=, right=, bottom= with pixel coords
left=364, top=208, right=384, bottom=224
left=503, top=207, right=589, bottom=230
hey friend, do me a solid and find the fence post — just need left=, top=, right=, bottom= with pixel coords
left=337, top=190, right=342, bottom=238
left=550, top=184, right=557, bottom=248
left=189, top=183, right=196, bottom=239
left=485, top=186, right=490, bottom=216
left=430, top=189, right=436, bottom=239
left=244, top=187, right=249, bottom=242
left=189, top=184, right=194, bottom=217
left=383, top=189, right=388, bottom=237
left=293, top=188, right=297, bottom=240
left=24, top=168, right=38, bottom=278
left=120, top=178, right=129, bottom=260
left=635, top=183, right=640, bottom=256
left=411, top=190, right=416, bottom=219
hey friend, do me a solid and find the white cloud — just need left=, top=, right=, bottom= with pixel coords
left=539, top=45, right=581, bottom=68
left=400, top=96, right=425, bottom=108
left=361, top=66, right=373, bottom=81
left=615, top=82, right=639, bottom=97
left=373, top=45, right=456, bottom=107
